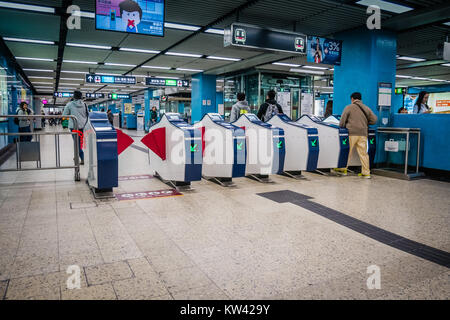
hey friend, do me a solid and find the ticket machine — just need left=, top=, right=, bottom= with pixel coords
left=141, top=113, right=202, bottom=189
left=193, top=113, right=246, bottom=186
left=268, top=114, right=319, bottom=176
left=232, top=113, right=285, bottom=181
left=297, top=115, right=349, bottom=172
left=84, top=112, right=118, bottom=198
left=323, top=115, right=376, bottom=167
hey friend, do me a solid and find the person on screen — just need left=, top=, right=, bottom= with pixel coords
left=313, top=37, right=323, bottom=64
left=119, top=0, right=143, bottom=33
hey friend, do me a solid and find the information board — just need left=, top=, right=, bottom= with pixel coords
left=378, top=82, right=392, bottom=107
left=108, top=93, right=131, bottom=100
left=146, top=78, right=189, bottom=87
left=54, top=92, right=74, bottom=98
left=86, top=74, right=136, bottom=85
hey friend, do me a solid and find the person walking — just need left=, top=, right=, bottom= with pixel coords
left=15, top=102, right=34, bottom=142
left=107, top=109, right=114, bottom=126
left=230, top=92, right=251, bottom=122
left=63, top=91, right=89, bottom=165
left=334, top=92, right=377, bottom=179
left=324, top=100, right=333, bottom=118
left=256, top=90, right=284, bottom=122
left=150, top=106, right=158, bottom=125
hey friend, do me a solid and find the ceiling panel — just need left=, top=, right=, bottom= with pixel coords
left=5, top=42, right=58, bottom=59
left=0, top=9, right=60, bottom=40
left=63, top=46, right=112, bottom=62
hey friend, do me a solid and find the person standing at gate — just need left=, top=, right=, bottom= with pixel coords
left=230, top=92, right=250, bottom=122
left=15, top=101, right=34, bottom=142
left=256, top=90, right=284, bottom=122
left=334, top=92, right=377, bottom=179
left=63, top=91, right=89, bottom=165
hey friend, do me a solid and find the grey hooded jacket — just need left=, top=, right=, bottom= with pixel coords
left=16, top=107, right=33, bottom=127
left=230, top=100, right=251, bottom=123
left=63, top=99, right=89, bottom=130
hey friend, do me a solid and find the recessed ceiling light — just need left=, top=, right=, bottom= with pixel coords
left=164, top=22, right=201, bottom=31
left=31, top=81, right=53, bottom=84
left=205, top=28, right=225, bottom=35
left=166, top=52, right=202, bottom=58
left=141, top=65, right=171, bottom=70
left=273, top=62, right=301, bottom=67
left=0, top=1, right=55, bottom=13
left=176, top=68, right=203, bottom=72
left=303, top=65, right=329, bottom=70
left=60, top=78, right=83, bottom=81
left=28, top=76, right=54, bottom=79
left=67, top=43, right=112, bottom=50
left=290, top=68, right=325, bottom=75
left=61, top=70, right=88, bottom=74
left=207, top=56, right=241, bottom=62
left=396, top=75, right=413, bottom=78
left=16, top=57, right=54, bottom=62
left=3, top=37, right=55, bottom=45
left=23, top=68, right=54, bottom=72
left=63, top=60, right=98, bottom=65
left=356, top=0, right=413, bottom=14
left=397, top=56, right=426, bottom=62
left=441, top=63, right=450, bottom=67
left=105, top=62, right=137, bottom=67
left=119, top=48, right=160, bottom=54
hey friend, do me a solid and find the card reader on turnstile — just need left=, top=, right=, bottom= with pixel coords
left=142, top=113, right=202, bottom=189
left=85, top=112, right=118, bottom=197
left=232, top=113, right=285, bottom=181
left=194, top=113, right=246, bottom=186
left=323, top=115, right=376, bottom=167
left=297, top=115, right=349, bottom=171
left=268, top=114, right=319, bottom=176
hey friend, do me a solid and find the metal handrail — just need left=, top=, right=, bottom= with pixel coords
left=0, top=114, right=81, bottom=181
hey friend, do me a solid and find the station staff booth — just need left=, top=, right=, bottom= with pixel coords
left=141, top=113, right=202, bottom=189
left=268, top=114, right=319, bottom=177
left=194, top=113, right=246, bottom=186
left=297, top=115, right=349, bottom=173
left=233, top=113, right=285, bottom=182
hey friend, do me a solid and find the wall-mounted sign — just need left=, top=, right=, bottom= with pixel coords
left=224, top=23, right=307, bottom=54
left=378, top=82, right=392, bottom=107
left=145, top=77, right=189, bottom=87
left=95, top=0, right=165, bottom=37
left=124, top=103, right=133, bottom=114
left=86, top=74, right=136, bottom=85
left=307, top=36, right=342, bottom=66
left=395, top=88, right=406, bottom=95
left=53, top=92, right=74, bottom=98
left=108, top=93, right=131, bottom=100
left=42, top=99, right=48, bottom=104
left=86, top=93, right=105, bottom=99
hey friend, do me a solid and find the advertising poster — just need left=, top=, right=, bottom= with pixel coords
left=96, top=0, right=164, bottom=36
left=307, top=36, right=342, bottom=66
left=124, top=103, right=133, bottom=114
left=429, top=92, right=450, bottom=113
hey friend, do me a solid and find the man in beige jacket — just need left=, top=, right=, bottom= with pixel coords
left=334, top=92, right=377, bottom=178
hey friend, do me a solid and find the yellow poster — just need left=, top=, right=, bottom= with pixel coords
left=21, top=88, right=27, bottom=101
left=124, top=103, right=132, bottom=114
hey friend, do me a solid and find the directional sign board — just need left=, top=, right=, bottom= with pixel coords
left=86, top=74, right=136, bottom=85
left=224, top=23, right=307, bottom=54
left=146, top=78, right=190, bottom=87
left=86, top=93, right=105, bottom=99
left=53, top=92, right=73, bottom=98
left=108, top=93, right=130, bottom=100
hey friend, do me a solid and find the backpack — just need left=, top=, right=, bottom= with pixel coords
left=14, top=108, right=30, bottom=125
left=263, top=103, right=278, bottom=122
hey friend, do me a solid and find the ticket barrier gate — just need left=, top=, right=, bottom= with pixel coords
left=141, top=113, right=202, bottom=190
left=85, top=112, right=118, bottom=198
left=194, top=113, right=246, bottom=186
left=268, top=114, right=319, bottom=178
left=233, top=113, right=285, bottom=183
left=297, top=115, right=349, bottom=174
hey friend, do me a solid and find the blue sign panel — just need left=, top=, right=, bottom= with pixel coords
left=86, top=74, right=136, bottom=85
left=307, top=36, right=342, bottom=66
left=54, top=92, right=74, bottom=98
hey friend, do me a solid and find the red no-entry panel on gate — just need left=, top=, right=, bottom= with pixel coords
left=141, top=127, right=166, bottom=160
left=116, top=129, right=134, bottom=155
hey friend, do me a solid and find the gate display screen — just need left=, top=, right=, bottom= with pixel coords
left=96, top=0, right=165, bottom=37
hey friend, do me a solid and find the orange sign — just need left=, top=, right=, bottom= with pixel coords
left=436, top=100, right=450, bottom=107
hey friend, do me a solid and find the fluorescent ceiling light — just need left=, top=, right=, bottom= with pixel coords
left=429, top=79, right=446, bottom=82
left=60, top=82, right=81, bottom=85
left=216, top=79, right=224, bottom=82
left=329, top=68, right=334, bottom=71
left=23, top=68, right=54, bottom=72
left=441, top=63, right=450, bottom=67
left=60, top=78, right=83, bottom=81
left=67, top=43, right=112, bottom=50
left=303, top=65, right=329, bottom=70
left=16, top=57, right=54, bottom=62
left=105, top=62, right=136, bottom=67
left=164, top=22, right=201, bottom=31
left=207, top=56, right=241, bottom=62
left=28, top=76, right=54, bottom=79
left=273, top=62, right=301, bottom=67
left=397, top=56, right=426, bottom=62
left=31, top=82, right=53, bottom=84
left=0, top=1, right=55, bottom=13
left=290, top=68, right=325, bottom=75
left=166, top=52, right=202, bottom=58
left=61, top=70, right=87, bottom=74
left=205, top=28, right=225, bottom=35
left=63, top=60, right=98, bottom=65
left=79, top=11, right=95, bottom=19
left=396, top=75, right=412, bottom=78
left=176, top=68, right=203, bottom=72
left=3, top=37, right=55, bottom=45
left=119, top=48, right=160, bottom=54
left=412, top=77, right=429, bottom=81
left=443, top=22, right=450, bottom=27
left=356, top=0, right=413, bottom=14
left=141, top=65, right=171, bottom=70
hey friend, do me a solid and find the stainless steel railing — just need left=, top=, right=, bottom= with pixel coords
left=0, top=115, right=81, bottom=181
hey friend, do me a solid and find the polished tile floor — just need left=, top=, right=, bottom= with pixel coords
left=0, top=127, right=448, bottom=300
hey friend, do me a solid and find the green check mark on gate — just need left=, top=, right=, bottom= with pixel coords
left=237, top=142, right=243, bottom=150
left=311, top=139, right=317, bottom=147
left=342, top=138, right=348, bottom=145
left=370, top=138, right=374, bottom=145
left=277, top=141, right=284, bottom=149
left=190, top=144, right=198, bottom=152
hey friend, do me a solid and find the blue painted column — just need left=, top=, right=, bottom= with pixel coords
left=144, top=88, right=153, bottom=132
left=191, top=73, right=217, bottom=123
left=333, top=28, right=397, bottom=118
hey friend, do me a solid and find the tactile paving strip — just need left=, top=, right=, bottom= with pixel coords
left=258, top=190, right=450, bottom=268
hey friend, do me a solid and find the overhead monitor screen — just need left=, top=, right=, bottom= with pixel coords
left=96, top=0, right=164, bottom=37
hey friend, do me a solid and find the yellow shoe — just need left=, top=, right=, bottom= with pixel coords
left=358, top=173, right=371, bottom=179
left=332, top=168, right=348, bottom=176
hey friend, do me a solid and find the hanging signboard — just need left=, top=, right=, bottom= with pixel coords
left=224, top=23, right=307, bottom=54
left=86, top=93, right=105, bottom=99
left=108, top=93, right=131, bottom=100
left=86, top=74, right=136, bottom=85
left=53, top=92, right=74, bottom=98
left=146, top=77, right=189, bottom=87
left=307, top=36, right=342, bottom=66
